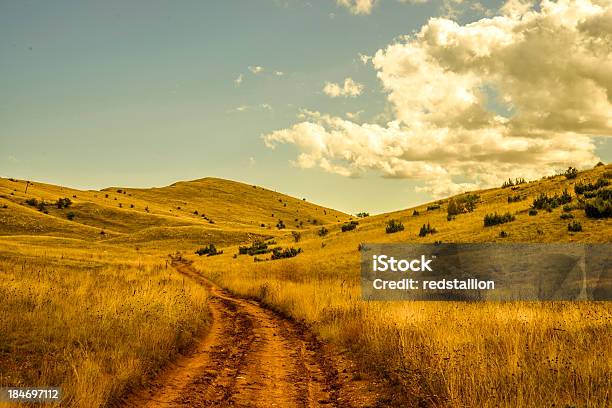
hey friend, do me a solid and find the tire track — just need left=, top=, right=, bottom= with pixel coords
left=122, top=259, right=387, bottom=408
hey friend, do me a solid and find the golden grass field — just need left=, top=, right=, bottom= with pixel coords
left=1, top=165, right=611, bottom=407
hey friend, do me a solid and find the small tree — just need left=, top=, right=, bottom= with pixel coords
left=291, top=231, right=302, bottom=242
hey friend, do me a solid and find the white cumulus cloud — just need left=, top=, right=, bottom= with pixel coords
left=337, top=0, right=380, bottom=15
left=323, top=78, right=364, bottom=97
left=264, top=0, right=610, bottom=197
left=248, top=66, right=264, bottom=74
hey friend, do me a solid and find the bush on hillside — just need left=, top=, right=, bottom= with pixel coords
left=502, top=178, right=526, bottom=188
left=291, top=231, right=301, bottom=242
left=276, top=220, right=286, bottom=229
left=239, top=241, right=270, bottom=256
left=56, top=197, right=72, bottom=209
left=574, top=178, right=610, bottom=195
left=584, top=197, right=612, bottom=218
left=484, top=212, right=515, bottom=227
left=356, top=212, right=369, bottom=218
left=385, top=219, right=404, bottom=234
left=318, top=227, right=329, bottom=237
left=195, top=244, right=223, bottom=257
left=564, top=167, right=578, bottom=179
left=25, top=198, right=38, bottom=206
left=427, top=204, right=441, bottom=211
left=412, top=210, right=420, bottom=216
left=341, top=221, right=358, bottom=232
left=271, top=247, right=302, bottom=260
left=419, top=223, right=437, bottom=237
left=528, top=209, right=538, bottom=216
left=532, top=190, right=572, bottom=210
left=568, top=221, right=583, bottom=232
left=560, top=213, right=574, bottom=220
left=507, top=194, right=524, bottom=203
left=603, top=170, right=612, bottom=179
left=66, top=212, right=75, bottom=220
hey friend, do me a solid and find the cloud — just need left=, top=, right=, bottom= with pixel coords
left=234, top=74, right=244, bottom=85
left=323, top=78, right=364, bottom=97
left=231, top=103, right=273, bottom=113
left=346, top=110, right=365, bottom=120
left=358, top=53, right=371, bottom=64
left=274, top=71, right=284, bottom=76
left=248, top=66, right=264, bottom=74
left=264, top=0, right=609, bottom=197
left=337, top=0, right=380, bottom=15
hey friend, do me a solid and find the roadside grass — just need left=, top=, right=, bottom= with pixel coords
left=0, top=238, right=209, bottom=408
left=191, top=164, right=612, bottom=408
left=195, top=247, right=611, bottom=408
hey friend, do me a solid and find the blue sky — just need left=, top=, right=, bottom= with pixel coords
left=1, top=0, right=610, bottom=214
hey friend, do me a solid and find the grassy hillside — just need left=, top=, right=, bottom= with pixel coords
left=191, top=164, right=612, bottom=408
left=1, top=165, right=610, bottom=407
left=0, top=176, right=349, bottom=251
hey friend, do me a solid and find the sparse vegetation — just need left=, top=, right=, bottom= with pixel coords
left=564, top=166, right=578, bottom=179
left=291, top=231, right=302, bottom=242
left=195, top=244, right=223, bottom=256
left=356, top=212, right=369, bottom=218
left=270, top=246, right=302, bottom=260
left=507, top=194, right=524, bottom=203
left=531, top=190, right=572, bottom=210
left=238, top=241, right=271, bottom=256
left=484, top=212, right=515, bottom=227
left=574, top=178, right=610, bottom=195
left=341, top=221, right=358, bottom=232
left=418, top=222, right=437, bottom=237
left=66, top=211, right=75, bottom=220
left=560, top=213, right=574, bottom=219
left=276, top=220, right=286, bottom=229
left=502, top=177, right=526, bottom=188
left=318, top=227, right=329, bottom=237
left=529, top=209, right=538, bottom=216
left=567, top=221, right=583, bottom=232
left=385, top=219, right=404, bottom=234
left=426, top=204, right=441, bottom=211
left=56, top=197, right=72, bottom=209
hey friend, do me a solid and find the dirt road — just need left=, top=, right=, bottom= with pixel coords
left=122, top=260, right=388, bottom=408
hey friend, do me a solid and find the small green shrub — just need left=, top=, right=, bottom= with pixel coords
left=499, top=230, right=509, bottom=238
left=56, top=197, right=72, bottom=209
left=564, top=167, right=578, bottom=179
left=271, top=247, right=302, bottom=260
left=502, top=178, right=526, bottom=188
left=318, top=227, right=329, bottom=237
left=484, top=212, right=515, bottom=227
left=25, top=198, right=38, bottom=206
left=560, top=213, right=574, bottom=219
left=584, top=197, right=612, bottom=218
left=239, top=241, right=270, bottom=256
left=574, top=178, right=609, bottom=195
left=427, top=204, right=441, bottom=211
left=385, top=219, right=404, bottom=234
left=276, top=220, right=286, bottom=229
left=341, top=221, right=358, bottom=232
left=412, top=210, right=420, bottom=216
left=532, top=190, right=572, bottom=209
left=291, top=231, right=301, bottom=242
left=568, top=221, right=582, bottom=232
left=356, top=212, right=369, bottom=218
left=195, top=244, right=223, bottom=256
left=419, top=223, right=437, bottom=237
left=507, top=194, right=524, bottom=203
left=66, top=212, right=75, bottom=220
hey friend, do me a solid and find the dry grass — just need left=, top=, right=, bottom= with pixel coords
left=191, top=165, right=612, bottom=407
left=0, top=165, right=610, bottom=407
left=0, top=237, right=209, bottom=407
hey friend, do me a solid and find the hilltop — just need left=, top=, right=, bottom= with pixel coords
left=0, top=176, right=349, bottom=251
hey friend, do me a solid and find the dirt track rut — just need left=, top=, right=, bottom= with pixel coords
left=122, top=260, right=387, bottom=408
